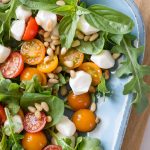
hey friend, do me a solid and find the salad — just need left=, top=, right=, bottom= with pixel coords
left=0, top=0, right=150, bottom=150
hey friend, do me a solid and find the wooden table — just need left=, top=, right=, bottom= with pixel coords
left=122, top=0, right=150, bottom=149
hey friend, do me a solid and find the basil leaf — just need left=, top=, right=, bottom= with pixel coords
left=64, top=0, right=78, bottom=5
left=20, top=93, right=64, bottom=127
left=109, top=34, right=123, bottom=45
left=76, top=6, right=90, bottom=15
left=77, top=32, right=105, bottom=55
left=59, top=14, right=79, bottom=49
left=85, top=4, right=134, bottom=34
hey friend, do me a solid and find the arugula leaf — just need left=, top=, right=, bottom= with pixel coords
left=59, top=14, right=79, bottom=49
left=20, top=93, right=64, bottom=127
left=112, top=37, right=150, bottom=113
left=0, top=129, right=7, bottom=150
left=4, top=108, right=24, bottom=150
left=97, top=75, right=110, bottom=96
left=77, top=32, right=105, bottom=55
left=76, top=137, right=103, bottom=150
left=84, top=4, right=134, bottom=34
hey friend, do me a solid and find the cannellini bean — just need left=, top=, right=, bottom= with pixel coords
left=28, top=106, right=36, bottom=113
left=41, top=102, right=49, bottom=112
left=90, top=102, right=96, bottom=112
left=35, top=111, right=41, bottom=119
left=34, top=103, right=42, bottom=111
left=61, top=47, right=67, bottom=55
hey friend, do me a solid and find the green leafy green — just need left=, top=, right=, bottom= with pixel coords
left=4, top=108, right=24, bottom=150
left=112, top=37, right=150, bottom=112
left=84, top=4, right=134, bottom=34
left=0, top=129, right=7, bottom=150
left=59, top=14, right=79, bottom=49
left=20, top=93, right=64, bottom=127
left=77, top=32, right=105, bottom=55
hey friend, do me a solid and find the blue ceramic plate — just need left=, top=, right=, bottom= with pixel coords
left=82, top=0, right=145, bottom=150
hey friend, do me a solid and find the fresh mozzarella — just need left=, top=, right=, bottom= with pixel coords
left=51, top=132, right=76, bottom=147
left=15, top=5, right=32, bottom=21
left=56, top=116, right=76, bottom=137
left=51, top=25, right=59, bottom=36
left=11, top=20, right=26, bottom=41
left=77, top=15, right=100, bottom=35
left=0, top=45, right=11, bottom=63
left=69, top=71, right=92, bottom=95
left=4, top=115, right=23, bottom=136
left=35, top=10, right=57, bottom=32
left=91, top=50, right=115, bottom=69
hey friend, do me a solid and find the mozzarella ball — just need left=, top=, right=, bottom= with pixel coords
left=11, top=20, right=26, bottom=41
left=77, top=15, right=100, bottom=35
left=56, top=116, right=76, bottom=137
left=15, top=5, right=32, bottom=22
left=35, top=10, right=57, bottom=32
left=91, top=50, right=115, bottom=69
left=0, top=45, right=11, bottom=63
left=69, top=71, right=92, bottom=95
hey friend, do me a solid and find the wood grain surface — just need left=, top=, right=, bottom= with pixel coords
left=122, top=0, right=150, bottom=150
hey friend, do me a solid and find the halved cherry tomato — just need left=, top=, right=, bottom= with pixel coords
left=24, top=112, right=46, bottom=133
left=22, top=132, right=47, bottom=150
left=22, top=17, right=39, bottom=41
left=37, top=56, right=58, bottom=73
left=20, top=67, right=47, bottom=85
left=0, top=104, right=6, bottom=124
left=78, top=62, right=102, bottom=86
left=0, top=52, right=24, bottom=78
left=67, top=92, right=91, bottom=111
left=44, top=145, right=62, bottom=150
left=59, top=49, right=84, bottom=69
left=72, top=109, right=96, bottom=132
left=21, top=39, right=45, bottom=65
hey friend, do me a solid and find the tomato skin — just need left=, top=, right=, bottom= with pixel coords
left=20, top=67, right=47, bottom=85
left=21, top=39, right=46, bottom=65
left=67, top=92, right=91, bottom=111
left=37, top=56, right=58, bottom=73
left=24, top=112, right=46, bottom=133
left=72, top=109, right=96, bottom=132
left=59, top=49, right=84, bottom=69
left=22, top=17, right=39, bottom=41
left=22, top=132, right=47, bottom=150
left=78, top=62, right=102, bottom=86
left=43, top=145, right=62, bottom=150
left=0, top=52, right=24, bottom=78
left=0, top=105, right=6, bottom=123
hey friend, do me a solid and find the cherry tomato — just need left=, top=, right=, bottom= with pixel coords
left=59, top=49, right=84, bottom=69
left=43, top=145, right=62, bottom=150
left=24, top=112, right=46, bottom=133
left=37, top=56, right=58, bottom=73
left=21, top=39, right=46, bottom=65
left=0, top=105, right=6, bottom=123
left=78, top=62, right=102, bottom=86
left=20, top=67, right=47, bottom=85
left=22, top=17, right=39, bottom=41
left=67, top=92, right=91, bottom=111
left=22, top=132, right=47, bottom=150
left=0, top=52, right=24, bottom=78
left=18, top=109, right=25, bottom=121
left=72, top=109, right=96, bottom=132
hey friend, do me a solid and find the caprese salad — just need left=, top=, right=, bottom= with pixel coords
left=0, top=0, right=149, bottom=150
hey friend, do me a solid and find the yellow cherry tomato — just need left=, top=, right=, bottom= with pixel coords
left=37, top=56, right=58, bottom=73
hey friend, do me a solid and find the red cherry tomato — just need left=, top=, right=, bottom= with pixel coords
left=24, top=112, right=46, bottom=133
left=43, top=145, right=62, bottom=150
left=0, top=52, right=24, bottom=78
left=22, top=17, right=39, bottom=41
left=0, top=105, right=6, bottom=124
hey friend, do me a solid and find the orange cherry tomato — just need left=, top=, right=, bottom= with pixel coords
left=59, top=49, right=84, bottom=69
left=72, top=109, right=96, bottom=132
left=44, top=145, right=62, bottom=150
left=22, top=132, right=47, bottom=150
left=0, top=52, right=24, bottom=79
left=78, top=62, right=102, bottom=86
left=67, top=92, right=91, bottom=111
left=22, top=17, right=39, bottom=41
left=17, top=109, right=25, bottom=121
left=21, top=39, right=46, bottom=65
left=20, top=67, right=47, bottom=85
left=0, top=104, right=6, bottom=124
left=37, top=56, right=58, bottom=73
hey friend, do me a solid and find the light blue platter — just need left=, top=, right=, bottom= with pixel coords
left=82, top=0, right=145, bottom=150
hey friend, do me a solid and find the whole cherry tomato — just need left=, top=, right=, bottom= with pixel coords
left=0, top=104, right=6, bottom=124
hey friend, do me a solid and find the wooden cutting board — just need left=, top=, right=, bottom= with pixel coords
left=122, top=0, right=150, bottom=150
